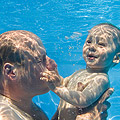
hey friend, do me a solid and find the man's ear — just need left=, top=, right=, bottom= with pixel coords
left=113, top=53, right=120, bottom=63
left=3, top=63, right=17, bottom=81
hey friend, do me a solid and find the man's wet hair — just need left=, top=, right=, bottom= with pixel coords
left=0, top=30, right=45, bottom=74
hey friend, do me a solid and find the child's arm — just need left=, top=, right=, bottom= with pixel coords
left=41, top=70, right=109, bottom=108
left=51, top=88, right=114, bottom=120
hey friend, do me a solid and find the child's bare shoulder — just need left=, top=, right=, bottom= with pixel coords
left=62, top=69, right=85, bottom=86
left=94, top=73, right=109, bottom=83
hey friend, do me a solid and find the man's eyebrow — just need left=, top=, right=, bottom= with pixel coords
left=35, top=56, right=42, bottom=60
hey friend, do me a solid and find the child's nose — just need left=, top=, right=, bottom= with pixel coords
left=89, top=45, right=96, bottom=52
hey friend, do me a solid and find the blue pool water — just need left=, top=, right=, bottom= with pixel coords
left=0, top=0, right=120, bottom=119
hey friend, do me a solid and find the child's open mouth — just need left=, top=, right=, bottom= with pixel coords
left=87, top=54, right=98, bottom=60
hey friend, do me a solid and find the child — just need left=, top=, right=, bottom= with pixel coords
left=41, top=23, right=120, bottom=120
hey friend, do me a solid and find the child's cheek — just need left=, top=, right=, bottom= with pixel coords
left=98, top=47, right=107, bottom=55
left=83, top=46, right=88, bottom=52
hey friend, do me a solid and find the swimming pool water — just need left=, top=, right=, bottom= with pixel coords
left=0, top=0, right=120, bottom=119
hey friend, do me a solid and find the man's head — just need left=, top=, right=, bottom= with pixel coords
left=0, top=30, right=50, bottom=98
left=83, top=23, right=120, bottom=71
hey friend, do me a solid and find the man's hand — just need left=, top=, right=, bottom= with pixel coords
left=76, top=88, right=114, bottom=120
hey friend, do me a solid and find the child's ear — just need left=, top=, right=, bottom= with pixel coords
left=113, top=53, right=120, bottom=63
left=3, top=63, right=17, bottom=81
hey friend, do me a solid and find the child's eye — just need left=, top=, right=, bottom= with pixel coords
left=98, top=42, right=106, bottom=47
left=86, top=40, right=92, bottom=44
left=86, top=36, right=92, bottom=45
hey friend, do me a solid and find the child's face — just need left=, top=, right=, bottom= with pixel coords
left=83, top=30, right=117, bottom=70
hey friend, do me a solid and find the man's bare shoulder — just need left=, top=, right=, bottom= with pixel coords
left=0, top=94, right=33, bottom=120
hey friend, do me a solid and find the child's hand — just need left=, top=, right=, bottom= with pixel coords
left=40, top=69, right=61, bottom=90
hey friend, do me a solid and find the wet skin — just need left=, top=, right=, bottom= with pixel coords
left=41, top=23, right=120, bottom=120
left=0, top=30, right=59, bottom=120
left=83, top=32, right=117, bottom=72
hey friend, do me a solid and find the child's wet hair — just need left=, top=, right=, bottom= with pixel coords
left=89, top=23, right=120, bottom=53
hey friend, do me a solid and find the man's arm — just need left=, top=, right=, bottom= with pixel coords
left=76, top=88, right=114, bottom=120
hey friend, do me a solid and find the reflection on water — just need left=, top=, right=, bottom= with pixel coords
left=109, top=116, right=120, bottom=120
left=0, top=0, right=120, bottom=119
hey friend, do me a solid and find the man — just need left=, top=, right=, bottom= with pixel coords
left=0, top=30, right=50, bottom=120
left=0, top=30, right=113, bottom=120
